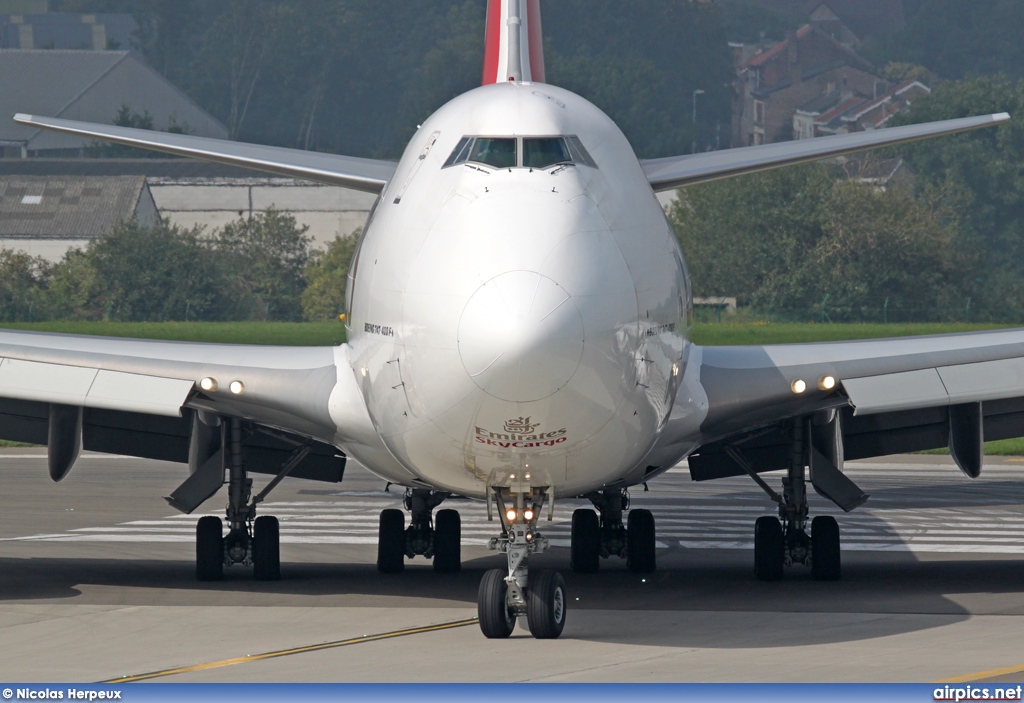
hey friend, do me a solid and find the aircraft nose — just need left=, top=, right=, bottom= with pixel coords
left=458, top=271, right=584, bottom=403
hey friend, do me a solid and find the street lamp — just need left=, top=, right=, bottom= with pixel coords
left=692, top=88, right=705, bottom=153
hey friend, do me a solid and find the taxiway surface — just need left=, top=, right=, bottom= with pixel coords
left=1, top=448, right=1022, bottom=683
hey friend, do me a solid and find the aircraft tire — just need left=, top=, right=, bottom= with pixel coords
left=570, top=509, right=600, bottom=573
left=195, top=515, right=224, bottom=582
left=253, top=515, right=281, bottom=581
left=754, top=515, right=785, bottom=581
left=478, top=568, right=515, bottom=638
left=433, top=509, right=461, bottom=573
left=526, top=569, right=567, bottom=639
left=626, top=509, right=656, bottom=573
left=811, top=515, right=841, bottom=581
left=377, top=508, right=406, bottom=573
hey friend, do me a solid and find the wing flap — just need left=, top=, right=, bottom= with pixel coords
left=0, top=358, right=194, bottom=417
left=13, top=113, right=396, bottom=194
left=842, top=368, right=947, bottom=415
left=85, top=370, right=196, bottom=416
left=843, top=357, right=1024, bottom=416
left=938, top=357, right=1024, bottom=405
left=641, top=113, right=1009, bottom=192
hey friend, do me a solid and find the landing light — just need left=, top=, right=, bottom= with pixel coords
left=818, top=375, right=837, bottom=391
left=505, top=508, right=517, bottom=522
left=672, top=363, right=680, bottom=377
left=360, top=366, right=368, bottom=377
left=199, top=377, right=217, bottom=392
left=791, top=379, right=807, bottom=394
left=523, top=508, right=535, bottom=522
left=229, top=380, right=245, bottom=395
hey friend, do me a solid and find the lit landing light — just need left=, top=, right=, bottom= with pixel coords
left=791, top=379, right=807, bottom=394
left=505, top=508, right=517, bottom=523
left=229, top=380, right=245, bottom=395
left=672, top=362, right=680, bottom=377
left=360, top=366, right=368, bottom=377
left=818, top=375, right=837, bottom=391
left=523, top=508, right=535, bottom=522
left=198, top=377, right=218, bottom=392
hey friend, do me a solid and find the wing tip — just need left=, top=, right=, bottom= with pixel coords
left=993, top=112, right=1011, bottom=123
left=13, top=113, right=33, bottom=124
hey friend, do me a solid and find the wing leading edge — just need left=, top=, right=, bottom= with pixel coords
left=678, top=329, right=1024, bottom=491
left=641, top=112, right=1009, bottom=192
left=13, top=114, right=397, bottom=194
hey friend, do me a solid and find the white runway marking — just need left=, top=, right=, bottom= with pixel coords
left=1, top=459, right=1022, bottom=553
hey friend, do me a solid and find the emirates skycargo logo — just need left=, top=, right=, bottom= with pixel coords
left=475, top=417, right=568, bottom=449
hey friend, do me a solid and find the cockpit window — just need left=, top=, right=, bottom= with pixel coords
left=523, top=137, right=571, bottom=168
left=443, top=136, right=473, bottom=167
left=469, top=137, right=517, bottom=168
left=442, top=135, right=597, bottom=170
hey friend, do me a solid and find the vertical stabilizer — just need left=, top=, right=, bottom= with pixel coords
left=482, top=0, right=546, bottom=85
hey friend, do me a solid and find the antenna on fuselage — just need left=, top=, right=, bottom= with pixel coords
left=506, top=0, right=523, bottom=81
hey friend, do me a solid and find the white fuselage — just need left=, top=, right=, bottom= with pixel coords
left=333, top=82, right=696, bottom=499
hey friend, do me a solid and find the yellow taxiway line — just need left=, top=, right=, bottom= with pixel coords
left=102, top=617, right=480, bottom=683
left=936, top=662, right=1024, bottom=683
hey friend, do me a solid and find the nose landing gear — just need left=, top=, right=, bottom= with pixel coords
left=478, top=469, right=565, bottom=639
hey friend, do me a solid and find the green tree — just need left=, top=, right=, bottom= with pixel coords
left=775, top=180, right=973, bottom=320
left=210, top=209, right=312, bottom=321
left=77, top=220, right=233, bottom=322
left=866, top=0, right=1024, bottom=80
left=44, top=248, right=103, bottom=320
left=302, top=230, right=360, bottom=321
left=670, top=163, right=973, bottom=320
left=672, top=164, right=833, bottom=305
left=0, top=250, right=49, bottom=322
left=892, top=75, right=1024, bottom=319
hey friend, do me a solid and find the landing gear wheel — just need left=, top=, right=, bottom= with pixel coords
left=433, top=509, right=461, bottom=573
left=478, top=568, right=516, bottom=638
left=527, top=569, right=567, bottom=639
left=570, top=509, right=600, bottom=573
left=195, top=515, right=224, bottom=582
left=253, top=515, right=281, bottom=581
left=626, top=509, right=656, bottom=573
left=754, top=515, right=785, bottom=581
left=377, top=508, right=405, bottom=573
left=811, top=515, right=841, bottom=581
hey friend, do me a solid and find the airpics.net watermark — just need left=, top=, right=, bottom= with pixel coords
left=934, top=685, right=1024, bottom=701
left=2, top=690, right=121, bottom=701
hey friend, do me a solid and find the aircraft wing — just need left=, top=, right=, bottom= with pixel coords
left=0, top=329, right=351, bottom=503
left=671, top=329, right=1024, bottom=505
left=640, top=113, right=1009, bottom=192
left=13, top=114, right=396, bottom=194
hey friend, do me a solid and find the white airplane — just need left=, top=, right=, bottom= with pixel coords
left=2, top=0, right=1016, bottom=639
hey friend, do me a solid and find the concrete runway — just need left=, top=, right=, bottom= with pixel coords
left=1, top=447, right=1023, bottom=683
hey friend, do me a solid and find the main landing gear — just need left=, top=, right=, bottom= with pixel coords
left=569, top=489, right=656, bottom=574
left=478, top=469, right=565, bottom=639
left=731, top=419, right=842, bottom=582
left=196, top=417, right=302, bottom=582
left=376, top=489, right=461, bottom=573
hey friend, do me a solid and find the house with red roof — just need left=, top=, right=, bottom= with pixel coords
left=731, top=24, right=881, bottom=146
left=793, top=80, right=930, bottom=139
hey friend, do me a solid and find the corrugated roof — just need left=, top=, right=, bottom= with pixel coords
left=0, top=49, right=126, bottom=142
left=0, top=175, right=144, bottom=238
left=0, top=158, right=270, bottom=179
